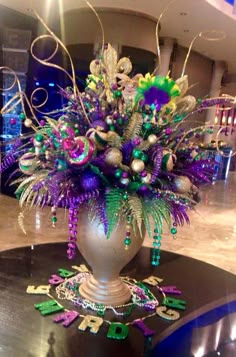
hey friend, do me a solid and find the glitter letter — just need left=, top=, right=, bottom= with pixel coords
left=78, top=315, right=103, bottom=334
left=58, top=268, right=75, bottom=278
left=34, top=299, right=64, bottom=316
left=53, top=310, right=79, bottom=327
left=26, top=285, right=50, bottom=295
left=107, top=322, right=129, bottom=340
left=161, top=286, right=181, bottom=295
left=143, top=276, right=163, bottom=286
left=163, top=297, right=186, bottom=310
left=48, top=274, right=64, bottom=285
left=72, top=264, right=89, bottom=272
left=132, top=320, right=155, bottom=337
left=156, top=306, right=180, bottom=321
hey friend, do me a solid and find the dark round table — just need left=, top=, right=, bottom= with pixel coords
left=0, top=243, right=235, bottom=357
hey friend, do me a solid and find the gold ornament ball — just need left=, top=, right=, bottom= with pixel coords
left=24, top=118, right=33, bottom=128
left=131, top=159, right=145, bottom=173
left=147, top=134, right=158, bottom=144
left=174, top=176, right=192, bottom=193
left=104, top=148, right=123, bottom=166
left=141, top=173, right=151, bottom=184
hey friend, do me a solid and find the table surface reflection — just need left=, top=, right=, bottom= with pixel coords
left=0, top=243, right=235, bottom=357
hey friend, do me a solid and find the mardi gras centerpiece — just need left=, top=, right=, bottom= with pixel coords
left=1, top=10, right=235, bottom=306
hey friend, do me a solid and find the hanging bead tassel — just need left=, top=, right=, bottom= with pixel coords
left=51, top=206, right=57, bottom=227
left=67, top=206, right=78, bottom=259
left=171, top=222, right=177, bottom=239
left=124, top=215, right=131, bottom=250
left=151, top=226, right=161, bottom=266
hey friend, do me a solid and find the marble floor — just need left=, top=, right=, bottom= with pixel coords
left=0, top=173, right=235, bottom=274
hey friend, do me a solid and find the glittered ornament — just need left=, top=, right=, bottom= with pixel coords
left=86, top=129, right=106, bottom=150
left=80, top=170, right=100, bottom=191
left=173, top=176, right=191, bottom=193
left=141, top=173, right=151, bottom=184
left=161, top=150, right=175, bottom=171
left=57, top=122, right=76, bottom=139
left=66, top=137, right=96, bottom=166
left=131, top=159, right=145, bottom=173
left=19, top=153, right=37, bottom=175
left=104, top=148, right=123, bottom=167
left=61, top=138, right=75, bottom=151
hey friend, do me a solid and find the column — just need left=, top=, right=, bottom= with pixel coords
left=204, top=60, right=226, bottom=144
left=157, top=37, right=175, bottom=77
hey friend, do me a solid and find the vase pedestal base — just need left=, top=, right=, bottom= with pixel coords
left=79, top=275, right=131, bottom=306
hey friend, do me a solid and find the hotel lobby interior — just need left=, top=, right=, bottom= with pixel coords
left=0, top=0, right=236, bottom=356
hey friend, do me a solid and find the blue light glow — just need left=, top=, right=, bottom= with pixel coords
left=225, top=0, right=234, bottom=5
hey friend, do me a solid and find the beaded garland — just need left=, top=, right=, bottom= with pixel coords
left=27, top=264, right=186, bottom=345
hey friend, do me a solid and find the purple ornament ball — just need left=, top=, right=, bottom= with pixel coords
left=91, top=120, right=108, bottom=131
left=80, top=170, right=100, bottom=191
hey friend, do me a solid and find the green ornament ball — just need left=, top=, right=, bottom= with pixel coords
left=140, top=153, right=148, bottom=162
left=132, top=149, right=142, bottom=159
left=19, top=112, right=26, bottom=121
left=114, top=169, right=122, bottom=178
left=124, top=238, right=131, bottom=245
left=143, top=122, right=152, bottom=130
left=35, top=133, right=43, bottom=142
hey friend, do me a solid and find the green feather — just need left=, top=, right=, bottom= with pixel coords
left=89, top=164, right=110, bottom=186
left=141, top=199, right=152, bottom=238
left=105, top=188, right=123, bottom=238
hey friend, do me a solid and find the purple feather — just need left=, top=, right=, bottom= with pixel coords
left=149, top=145, right=162, bottom=183
left=121, top=140, right=134, bottom=164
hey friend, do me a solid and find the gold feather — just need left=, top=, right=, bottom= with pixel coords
left=18, top=210, right=27, bottom=235
left=19, top=173, right=48, bottom=207
left=10, top=176, right=29, bottom=186
left=137, top=140, right=152, bottom=151
left=46, top=117, right=58, bottom=129
left=128, top=194, right=143, bottom=235
left=123, top=113, right=143, bottom=142
left=106, top=131, right=122, bottom=148
left=14, top=175, right=37, bottom=192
